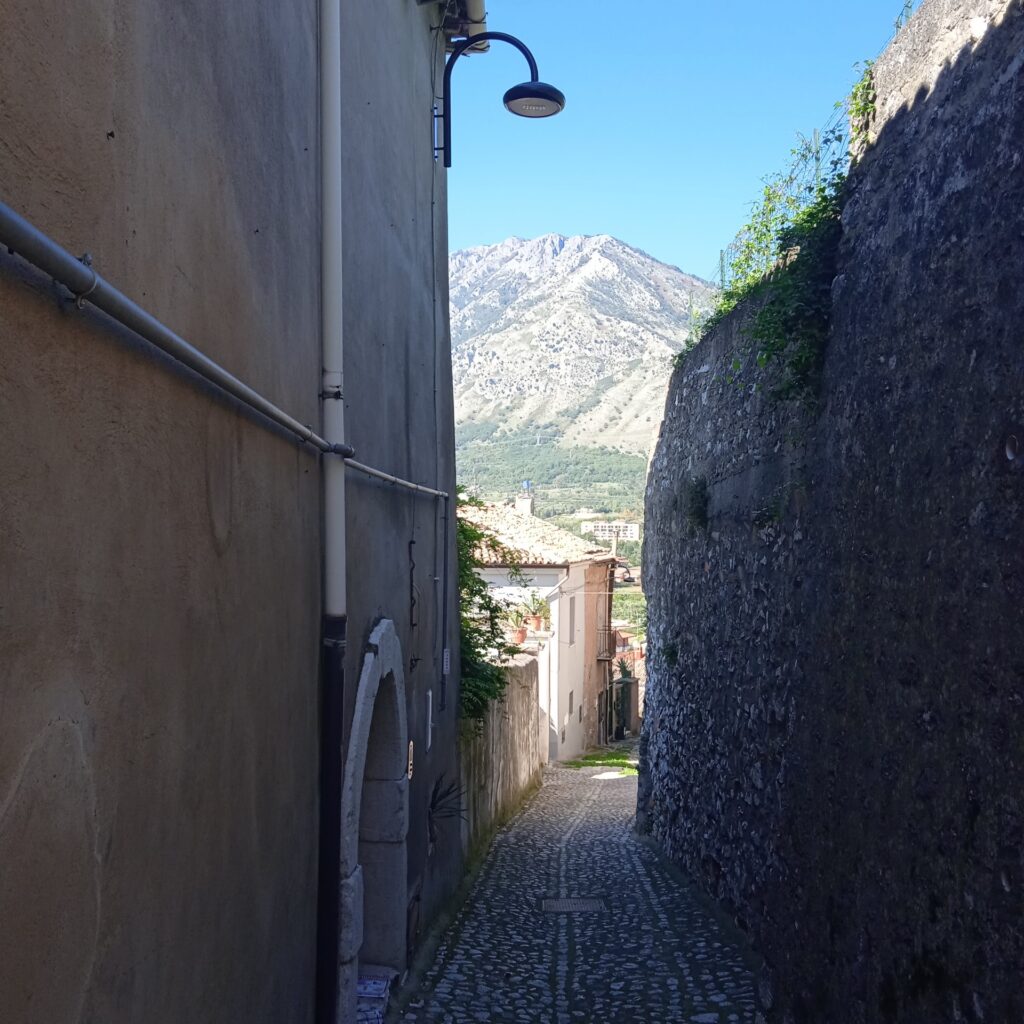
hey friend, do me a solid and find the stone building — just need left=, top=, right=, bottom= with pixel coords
left=0, top=2, right=503, bottom=1021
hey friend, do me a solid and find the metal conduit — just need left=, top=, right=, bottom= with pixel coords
left=0, top=198, right=452, bottom=503
left=0, top=198, right=355, bottom=459
left=0, top=198, right=452, bottom=502
left=343, top=458, right=449, bottom=499
left=340, top=458, right=451, bottom=706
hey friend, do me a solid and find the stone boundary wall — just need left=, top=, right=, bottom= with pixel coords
left=461, top=657, right=543, bottom=857
left=640, top=2, right=1024, bottom=1022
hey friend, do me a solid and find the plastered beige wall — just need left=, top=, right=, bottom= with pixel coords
left=460, top=657, right=542, bottom=855
left=0, top=2, right=322, bottom=1020
left=338, top=0, right=464, bottom=942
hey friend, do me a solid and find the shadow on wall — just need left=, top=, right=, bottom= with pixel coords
left=330, top=620, right=410, bottom=1022
left=460, top=657, right=542, bottom=860
left=641, top=5, right=1024, bottom=1024
left=0, top=720, right=99, bottom=1022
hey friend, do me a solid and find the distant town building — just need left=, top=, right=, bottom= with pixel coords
left=462, top=503, right=617, bottom=759
left=582, top=520, right=641, bottom=541
left=515, top=494, right=536, bottom=517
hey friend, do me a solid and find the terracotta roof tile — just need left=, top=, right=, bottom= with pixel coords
left=462, top=503, right=615, bottom=568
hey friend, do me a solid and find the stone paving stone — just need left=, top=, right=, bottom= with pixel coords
left=400, top=763, right=759, bottom=1023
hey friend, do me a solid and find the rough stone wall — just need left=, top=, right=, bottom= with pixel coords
left=460, top=658, right=542, bottom=857
left=640, top=3, right=1024, bottom=1023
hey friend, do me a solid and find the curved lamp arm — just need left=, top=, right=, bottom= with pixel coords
left=441, top=31, right=540, bottom=168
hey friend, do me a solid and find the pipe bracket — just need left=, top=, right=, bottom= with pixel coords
left=72, top=253, right=98, bottom=309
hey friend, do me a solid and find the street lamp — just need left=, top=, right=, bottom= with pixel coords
left=438, top=31, right=565, bottom=168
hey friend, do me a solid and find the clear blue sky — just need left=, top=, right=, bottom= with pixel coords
left=446, top=0, right=917, bottom=279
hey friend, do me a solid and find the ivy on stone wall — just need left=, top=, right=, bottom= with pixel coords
left=673, top=59, right=884, bottom=399
left=676, top=147, right=845, bottom=400
left=848, top=61, right=877, bottom=152
left=748, top=177, right=844, bottom=398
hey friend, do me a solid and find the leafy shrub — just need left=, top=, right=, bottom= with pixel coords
left=748, top=178, right=844, bottom=397
left=456, top=490, right=523, bottom=720
left=672, top=60, right=882, bottom=395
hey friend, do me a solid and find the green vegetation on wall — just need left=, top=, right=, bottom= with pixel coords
left=748, top=178, right=844, bottom=397
left=848, top=61, right=877, bottom=150
left=456, top=489, right=523, bottom=721
left=672, top=58, right=886, bottom=399
left=676, top=137, right=845, bottom=399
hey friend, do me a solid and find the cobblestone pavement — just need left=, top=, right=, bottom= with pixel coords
left=399, top=763, right=759, bottom=1024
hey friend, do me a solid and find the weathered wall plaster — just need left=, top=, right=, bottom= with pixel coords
left=640, top=3, right=1024, bottom=1022
left=0, top=2, right=321, bottom=1020
left=339, top=0, right=463, bottom=962
left=0, top=0, right=462, bottom=1020
left=461, top=657, right=543, bottom=858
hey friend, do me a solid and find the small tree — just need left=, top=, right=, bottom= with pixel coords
left=456, top=489, right=525, bottom=721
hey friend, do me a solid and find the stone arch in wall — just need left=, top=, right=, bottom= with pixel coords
left=336, top=619, right=408, bottom=1017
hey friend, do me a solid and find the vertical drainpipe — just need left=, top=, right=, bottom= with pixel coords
left=316, top=0, right=347, bottom=1018
left=606, top=562, right=615, bottom=743
left=320, top=0, right=346, bottom=622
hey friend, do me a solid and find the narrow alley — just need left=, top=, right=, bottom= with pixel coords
left=4, top=2, right=1021, bottom=1021
left=396, top=762, right=759, bottom=1024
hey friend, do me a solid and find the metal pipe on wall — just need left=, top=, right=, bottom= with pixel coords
left=320, top=0, right=347, bottom=620
left=343, top=458, right=448, bottom=499
left=316, top=0, right=349, bottom=1018
left=0, top=199, right=354, bottom=460
left=0, top=201, right=450, bottom=505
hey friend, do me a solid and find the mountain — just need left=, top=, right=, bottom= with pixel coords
left=450, top=233, right=716, bottom=459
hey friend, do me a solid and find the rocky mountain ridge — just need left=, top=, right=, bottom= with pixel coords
left=450, top=233, right=716, bottom=456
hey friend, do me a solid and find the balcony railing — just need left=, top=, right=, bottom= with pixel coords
left=597, top=627, right=614, bottom=661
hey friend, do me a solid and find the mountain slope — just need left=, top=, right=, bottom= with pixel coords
left=450, top=234, right=716, bottom=456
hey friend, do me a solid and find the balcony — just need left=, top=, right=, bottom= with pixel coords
left=597, top=627, right=614, bottom=661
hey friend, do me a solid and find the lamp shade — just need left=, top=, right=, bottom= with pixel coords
left=503, top=81, right=566, bottom=118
